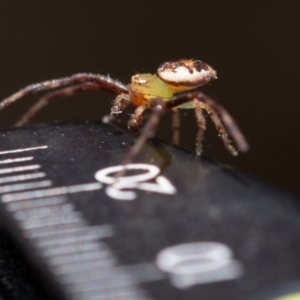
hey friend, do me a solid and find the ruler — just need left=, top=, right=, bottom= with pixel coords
left=0, top=122, right=299, bottom=300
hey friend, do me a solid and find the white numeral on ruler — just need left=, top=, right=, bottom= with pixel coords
left=95, top=164, right=176, bottom=200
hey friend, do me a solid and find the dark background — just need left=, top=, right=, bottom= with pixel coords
left=0, top=1, right=299, bottom=198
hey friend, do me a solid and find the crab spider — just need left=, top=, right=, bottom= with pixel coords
left=0, top=59, right=249, bottom=165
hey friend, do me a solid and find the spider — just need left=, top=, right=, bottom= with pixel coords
left=0, top=59, right=249, bottom=165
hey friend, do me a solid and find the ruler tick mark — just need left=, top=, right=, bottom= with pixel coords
left=0, top=180, right=52, bottom=194
left=0, top=164, right=41, bottom=175
left=0, top=172, right=46, bottom=184
left=0, top=145, right=48, bottom=155
left=2, top=182, right=102, bottom=203
left=0, top=156, right=34, bottom=164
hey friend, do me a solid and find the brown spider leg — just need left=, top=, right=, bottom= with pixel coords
left=15, top=83, right=103, bottom=126
left=200, top=102, right=238, bottom=156
left=172, top=108, right=180, bottom=146
left=121, top=99, right=165, bottom=167
left=102, top=93, right=131, bottom=124
left=0, top=73, right=129, bottom=113
left=165, top=92, right=249, bottom=155
left=127, top=104, right=148, bottom=135
left=193, top=100, right=207, bottom=155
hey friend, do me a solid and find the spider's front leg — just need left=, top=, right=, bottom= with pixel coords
left=102, top=93, right=131, bottom=124
left=127, top=104, right=147, bottom=134
left=121, top=99, right=166, bottom=166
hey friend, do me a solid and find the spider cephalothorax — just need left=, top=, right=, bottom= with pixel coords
left=0, top=59, right=249, bottom=164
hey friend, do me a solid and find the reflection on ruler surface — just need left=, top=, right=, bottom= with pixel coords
left=0, top=145, right=162, bottom=300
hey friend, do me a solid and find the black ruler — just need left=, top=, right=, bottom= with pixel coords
left=0, top=122, right=299, bottom=300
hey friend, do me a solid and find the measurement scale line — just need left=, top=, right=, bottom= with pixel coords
left=2, top=182, right=102, bottom=203
left=35, top=232, right=105, bottom=247
left=21, top=212, right=84, bottom=230
left=0, top=180, right=52, bottom=194
left=13, top=203, right=74, bottom=221
left=49, top=250, right=109, bottom=266
left=0, top=145, right=48, bottom=155
left=26, top=222, right=86, bottom=238
left=71, top=287, right=150, bottom=300
left=0, top=164, right=41, bottom=175
left=51, top=252, right=113, bottom=270
left=0, top=172, right=46, bottom=184
left=67, top=276, right=137, bottom=293
left=29, top=224, right=114, bottom=241
left=6, top=195, right=66, bottom=212
left=54, top=258, right=117, bottom=278
left=0, top=156, right=34, bottom=164
left=53, top=258, right=116, bottom=275
left=41, top=241, right=103, bottom=257
left=60, top=263, right=165, bottom=285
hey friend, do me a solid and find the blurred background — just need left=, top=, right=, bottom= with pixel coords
left=0, top=1, right=299, bottom=197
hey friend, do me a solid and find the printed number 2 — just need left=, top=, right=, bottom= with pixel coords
left=95, top=163, right=176, bottom=200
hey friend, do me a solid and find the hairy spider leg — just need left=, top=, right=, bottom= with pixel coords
left=165, top=92, right=249, bottom=155
left=127, top=104, right=148, bottom=134
left=105, top=93, right=131, bottom=122
left=111, top=94, right=129, bottom=116
left=201, top=102, right=238, bottom=156
left=0, top=73, right=129, bottom=112
left=120, top=99, right=166, bottom=167
left=172, top=109, right=180, bottom=146
left=193, top=100, right=207, bottom=155
left=16, top=85, right=131, bottom=127
left=15, top=83, right=102, bottom=126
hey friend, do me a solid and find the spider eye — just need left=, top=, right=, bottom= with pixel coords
left=157, top=59, right=217, bottom=93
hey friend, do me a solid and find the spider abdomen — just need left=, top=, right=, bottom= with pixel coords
left=157, top=59, right=217, bottom=93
